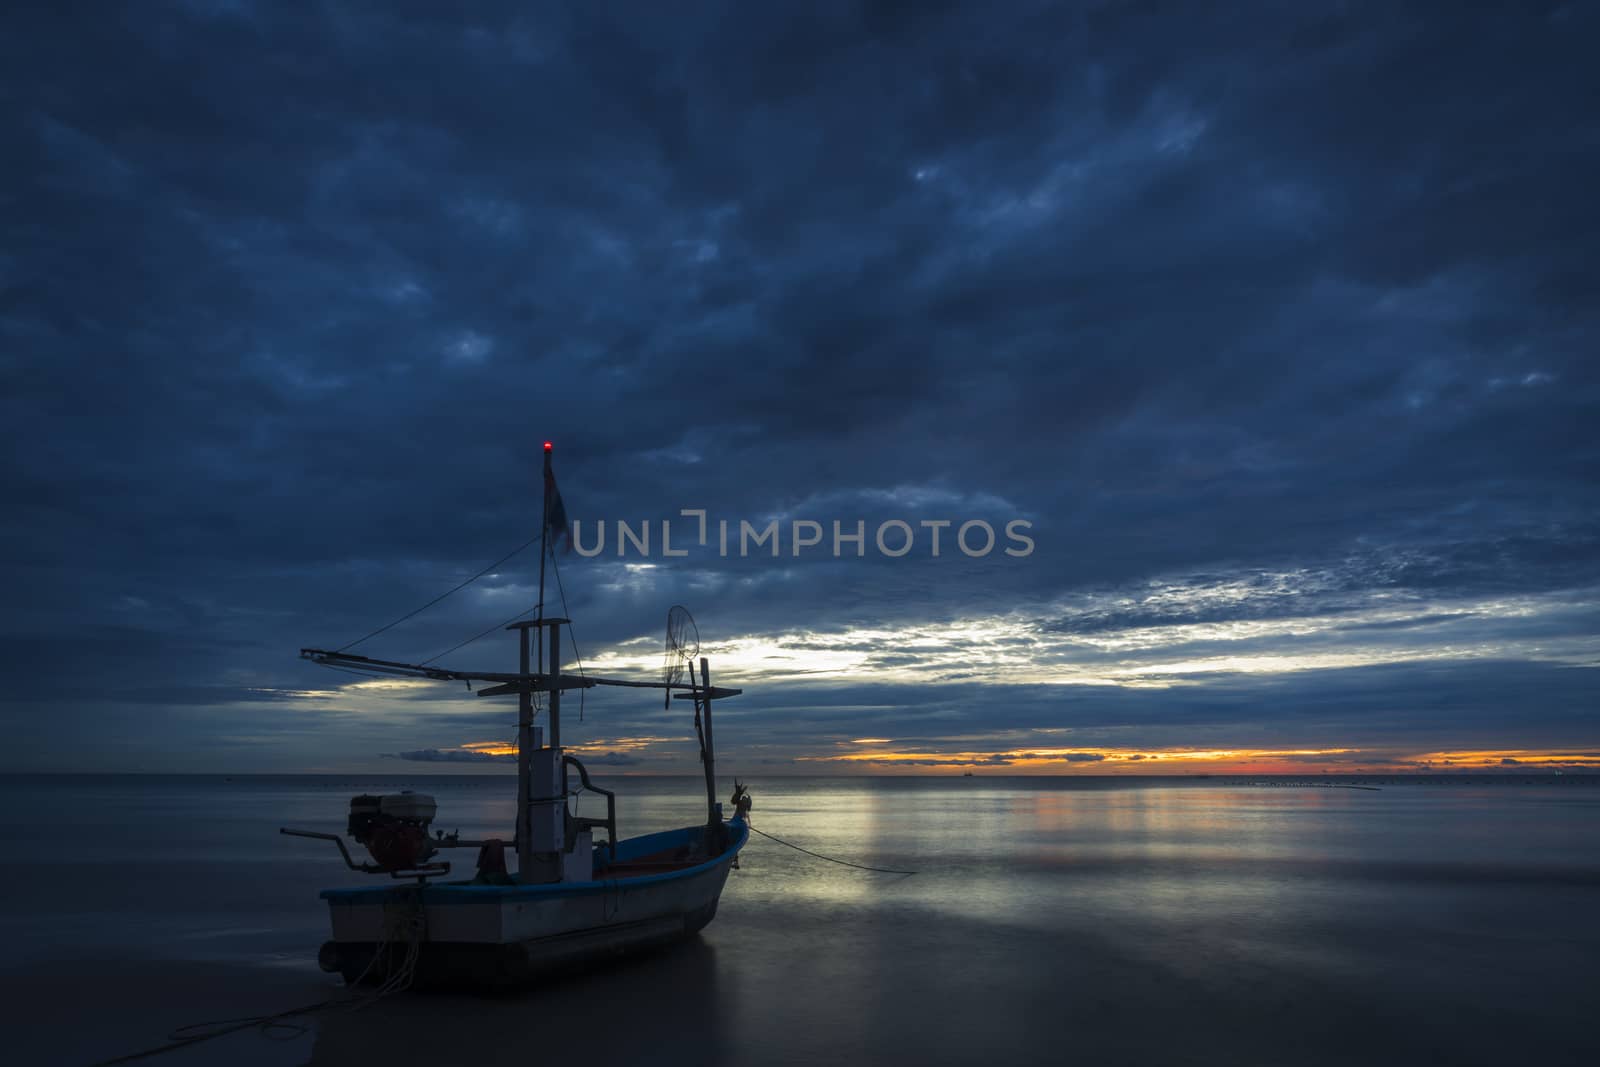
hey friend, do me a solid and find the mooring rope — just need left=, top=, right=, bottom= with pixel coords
left=747, top=823, right=917, bottom=876
left=89, top=996, right=345, bottom=1065
left=90, top=888, right=426, bottom=1065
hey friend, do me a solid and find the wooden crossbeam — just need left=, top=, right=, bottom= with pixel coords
left=476, top=678, right=595, bottom=697
left=300, top=648, right=743, bottom=700
left=673, top=686, right=744, bottom=700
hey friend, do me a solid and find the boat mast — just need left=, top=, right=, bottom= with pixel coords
left=516, top=441, right=557, bottom=876
left=509, top=616, right=567, bottom=880
left=547, top=620, right=563, bottom=747
left=515, top=619, right=533, bottom=874
left=699, top=656, right=717, bottom=831
left=537, top=441, right=552, bottom=671
left=517, top=442, right=554, bottom=875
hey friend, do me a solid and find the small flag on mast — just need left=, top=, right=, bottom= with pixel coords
left=543, top=442, right=570, bottom=552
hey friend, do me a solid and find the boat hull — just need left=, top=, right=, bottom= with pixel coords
left=317, top=819, right=745, bottom=988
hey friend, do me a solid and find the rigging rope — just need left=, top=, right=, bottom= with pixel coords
left=421, top=600, right=542, bottom=665
left=336, top=533, right=544, bottom=652
left=550, top=548, right=587, bottom=721
left=746, top=823, right=918, bottom=876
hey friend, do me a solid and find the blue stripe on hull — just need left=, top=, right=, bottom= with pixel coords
left=319, top=817, right=747, bottom=903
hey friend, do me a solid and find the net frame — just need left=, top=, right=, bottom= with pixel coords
left=662, top=605, right=700, bottom=708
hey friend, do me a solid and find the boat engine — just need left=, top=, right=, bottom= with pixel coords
left=347, top=792, right=439, bottom=871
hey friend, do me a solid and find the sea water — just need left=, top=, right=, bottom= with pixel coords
left=0, top=774, right=1595, bottom=1066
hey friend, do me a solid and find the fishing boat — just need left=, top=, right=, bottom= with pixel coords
left=282, top=444, right=751, bottom=989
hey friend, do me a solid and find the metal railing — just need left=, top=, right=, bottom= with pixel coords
left=563, top=754, right=617, bottom=863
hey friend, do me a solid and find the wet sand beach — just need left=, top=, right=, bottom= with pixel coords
left=3, top=775, right=1595, bottom=1066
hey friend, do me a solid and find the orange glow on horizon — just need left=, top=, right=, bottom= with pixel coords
left=803, top=744, right=1600, bottom=774
left=434, top=740, right=1597, bottom=774
left=450, top=736, right=693, bottom=760
left=805, top=746, right=1358, bottom=772
left=459, top=741, right=517, bottom=756
left=1405, top=749, right=1600, bottom=769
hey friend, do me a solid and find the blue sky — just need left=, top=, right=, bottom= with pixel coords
left=2, top=2, right=1596, bottom=774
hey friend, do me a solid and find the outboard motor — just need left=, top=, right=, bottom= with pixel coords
left=347, top=791, right=438, bottom=871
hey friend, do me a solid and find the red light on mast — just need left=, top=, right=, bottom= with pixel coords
left=543, top=441, right=553, bottom=452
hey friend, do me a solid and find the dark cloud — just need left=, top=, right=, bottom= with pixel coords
left=2, top=2, right=1596, bottom=771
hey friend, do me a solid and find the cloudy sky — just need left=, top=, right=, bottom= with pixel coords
left=4, top=2, right=1596, bottom=775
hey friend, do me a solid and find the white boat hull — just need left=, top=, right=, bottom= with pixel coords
left=317, top=819, right=746, bottom=987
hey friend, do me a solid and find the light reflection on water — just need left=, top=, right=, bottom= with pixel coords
left=1, top=774, right=1595, bottom=1065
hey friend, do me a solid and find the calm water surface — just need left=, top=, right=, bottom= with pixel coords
left=1, top=774, right=1595, bottom=1065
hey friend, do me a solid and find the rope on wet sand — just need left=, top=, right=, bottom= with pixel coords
left=90, top=889, right=426, bottom=1065
left=88, top=997, right=344, bottom=1066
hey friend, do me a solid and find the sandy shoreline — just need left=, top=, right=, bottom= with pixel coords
left=10, top=901, right=1598, bottom=1067
left=1, top=956, right=332, bottom=1066
left=6, top=777, right=1596, bottom=1066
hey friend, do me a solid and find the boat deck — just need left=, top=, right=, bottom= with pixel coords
left=594, top=843, right=702, bottom=879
